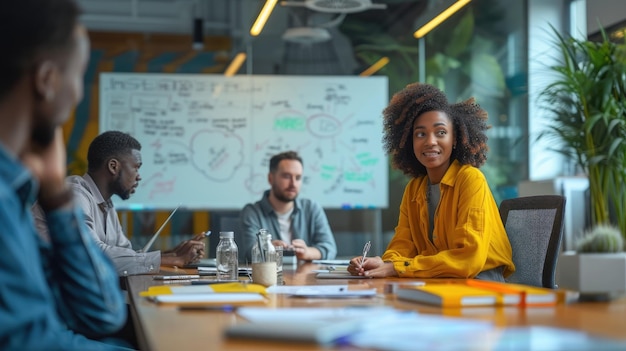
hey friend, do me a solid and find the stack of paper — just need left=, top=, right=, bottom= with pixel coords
left=152, top=293, right=265, bottom=305
left=465, top=280, right=559, bottom=307
left=266, top=285, right=377, bottom=298
left=397, top=284, right=505, bottom=307
left=315, top=271, right=372, bottom=279
left=140, top=282, right=267, bottom=306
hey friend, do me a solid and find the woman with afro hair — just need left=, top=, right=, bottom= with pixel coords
left=348, top=83, right=515, bottom=281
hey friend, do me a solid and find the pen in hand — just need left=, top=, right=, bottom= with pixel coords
left=360, top=241, right=371, bottom=268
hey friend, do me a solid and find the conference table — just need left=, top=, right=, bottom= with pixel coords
left=126, top=263, right=626, bottom=351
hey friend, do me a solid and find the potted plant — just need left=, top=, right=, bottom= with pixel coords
left=539, top=27, right=626, bottom=238
left=559, top=225, right=626, bottom=300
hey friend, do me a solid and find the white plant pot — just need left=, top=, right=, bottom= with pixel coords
left=558, top=251, right=626, bottom=299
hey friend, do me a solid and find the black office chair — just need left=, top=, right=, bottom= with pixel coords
left=208, top=211, right=241, bottom=258
left=499, top=195, right=566, bottom=289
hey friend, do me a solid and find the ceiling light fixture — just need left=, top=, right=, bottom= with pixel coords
left=359, top=56, right=389, bottom=76
left=281, top=0, right=387, bottom=14
left=250, top=0, right=279, bottom=36
left=224, top=52, right=247, bottom=76
left=413, top=0, right=471, bottom=39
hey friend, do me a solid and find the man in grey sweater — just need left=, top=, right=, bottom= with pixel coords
left=238, top=150, right=337, bottom=262
left=34, top=131, right=205, bottom=276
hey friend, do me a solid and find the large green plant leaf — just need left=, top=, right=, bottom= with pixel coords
left=539, top=26, right=626, bottom=239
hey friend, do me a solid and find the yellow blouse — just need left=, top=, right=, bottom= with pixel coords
left=383, top=160, right=515, bottom=278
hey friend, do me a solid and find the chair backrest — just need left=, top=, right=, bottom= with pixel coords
left=208, top=211, right=240, bottom=258
left=499, top=195, right=566, bottom=289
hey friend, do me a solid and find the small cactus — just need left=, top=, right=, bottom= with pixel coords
left=576, top=224, right=625, bottom=253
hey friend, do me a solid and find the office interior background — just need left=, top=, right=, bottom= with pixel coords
left=72, top=0, right=626, bottom=257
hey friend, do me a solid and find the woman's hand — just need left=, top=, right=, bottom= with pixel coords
left=347, top=256, right=397, bottom=278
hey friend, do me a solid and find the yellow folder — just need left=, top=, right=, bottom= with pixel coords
left=139, top=282, right=267, bottom=297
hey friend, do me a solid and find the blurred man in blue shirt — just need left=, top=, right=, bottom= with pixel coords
left=0, top=1, right=131, bottom=349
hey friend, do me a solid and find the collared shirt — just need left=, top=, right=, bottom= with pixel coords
left=383, top=160, right=515, bottom=279
left=238, top=190, right=337, bottom=262
left=0, top=144, right=129, bottom=350
left=65, top=174, right=160, bottom=275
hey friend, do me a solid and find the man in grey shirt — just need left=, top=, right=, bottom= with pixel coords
left=34, top=131, right=205, bottom=275
left=238, top=151, right=337, bottom=262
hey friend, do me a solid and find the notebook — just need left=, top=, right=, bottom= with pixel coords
left=465, top=280, right=558, bottom=307
left=396, top=284, right=505, bottom=307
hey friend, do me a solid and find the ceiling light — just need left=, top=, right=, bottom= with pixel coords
left=250, top=0, right=279, bottom=36
left=359, top=57, right=389, bottom=76
left=414, top=0, right=471, bottom=39
left=224, top=52, right=247, bottom=76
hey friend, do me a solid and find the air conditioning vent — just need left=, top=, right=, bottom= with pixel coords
left=282, top=27, right=332, bottom=44
left=311, top=0, right=363, bottom=11
left=281, top=0, right=386, bottom=14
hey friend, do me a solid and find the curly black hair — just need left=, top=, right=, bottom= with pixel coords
left=87, top=131, right=142, bottom=172
left=382, top=82, right=489, bottom=178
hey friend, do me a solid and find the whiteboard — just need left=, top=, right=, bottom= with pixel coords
left=99, top=73, right=388, bottom=210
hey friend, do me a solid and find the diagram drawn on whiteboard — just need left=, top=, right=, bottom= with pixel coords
left=99, top=73, right=388, bottom=210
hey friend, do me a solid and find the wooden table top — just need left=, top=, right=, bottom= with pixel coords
left=126, top=263, right=626, bottom=351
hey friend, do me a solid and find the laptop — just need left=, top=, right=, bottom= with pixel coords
left=139, top=206, right=180, bottom=253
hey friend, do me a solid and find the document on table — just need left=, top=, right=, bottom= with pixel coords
left=350, top=323, right=626, bottom=351
left=315, top=271, right=372, bottom=279
left=311, top=265, right=348, bottom=273
left=228, top=305, right=626, bottom=350
left=141, top=282, right=268, bottom=306
left=312, top=259, right=350, bottom=265
left=266, top=285, right=377, bottom=298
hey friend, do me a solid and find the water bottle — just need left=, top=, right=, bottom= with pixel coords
left=216, top=231, right=238, bottom=281
left=251, top=228, right=277, bottom=286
